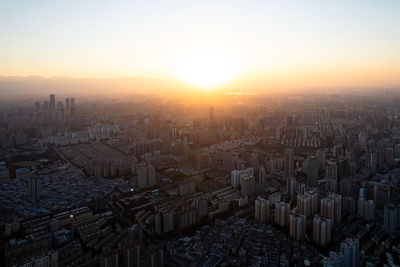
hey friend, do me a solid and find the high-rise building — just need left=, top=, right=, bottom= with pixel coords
left=298, top=189, right=318, bottom=217
left=325, top=177, right=338, bottom=193
left=29, top=176, right=40, bottom=202
left=231, top=170, right=241, bottom=188
left=321, top=193, right=342, bottom=225
left=395, top=144, right=400, bottom=158
left=137, top=165, right=147, bottom=189
left=297, top=194, right=310, bottom=217
left=241, top=173, right=255, bottom=197
left=383, top=203, right=399, bottom=233
left=155, top=211, right=174, bottom=235
left=275, top=202, right=290, bottom=226
left=374, top=183, right=391, bottom=209
left=307, top=156, right=319, bottom=187
left=307, top=189, right=319, bottom=215
left=122, top=242, right=140, bottom=267
left=313, top=215, right=331, bottom=247
left=359, top=188, right=367, bottom=199
left=258, top=166, right=266, bottom=186
left=369, top=152, right=378, bottom=174
left=49, top=94, right=55, bottom=110
left=195, top=198, right=208, bottom=219
left=357, top=197, right=375, bottom=221
left=340, top=238, right=359, bottom=267
left=323, top=238, right=359, bottom=267
left=316, top=149, right=326, bottom=170
left=255, top=197, right=269, bottom=223
left=148, top=246, right=164, bottom=267
left=284, top=148, right=295, bottom=178
left=288, top=177, right=296, bottom=198
left=231, top=168, right=253, bottom=188
left=290, top=214, right=306, bottom=241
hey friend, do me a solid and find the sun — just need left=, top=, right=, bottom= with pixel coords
left=176, top=48, right=237, bottom=89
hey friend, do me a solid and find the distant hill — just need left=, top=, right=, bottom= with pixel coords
left=0, top=76, right=192, bottom=96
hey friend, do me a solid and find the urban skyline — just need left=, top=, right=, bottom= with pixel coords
left=1, top=1, right=400, bottom=267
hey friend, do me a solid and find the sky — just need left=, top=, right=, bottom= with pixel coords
left=1, top=0, right=400, bottom=91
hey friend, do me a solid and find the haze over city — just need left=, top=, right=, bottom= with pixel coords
left=1, top=1, right=400, bottom=267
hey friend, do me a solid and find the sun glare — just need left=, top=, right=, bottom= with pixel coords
left=176, top=49, right=237, bottom=89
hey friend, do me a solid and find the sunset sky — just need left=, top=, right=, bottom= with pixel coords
left=1, top=0, right=400, bottom=91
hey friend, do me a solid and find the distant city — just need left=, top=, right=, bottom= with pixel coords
left=0, top=92, right=399, bottom=266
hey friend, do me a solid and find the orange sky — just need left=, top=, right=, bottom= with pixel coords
left=1, top=1, right=399, bottom=92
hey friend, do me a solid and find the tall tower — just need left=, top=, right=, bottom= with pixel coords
left=285, top=148, right=296, bottom=198
left=307, top=156, right=319, bottom=187
left=49, top=94, right=55, bottom=110
left=284, top=148, right=295, bottom=178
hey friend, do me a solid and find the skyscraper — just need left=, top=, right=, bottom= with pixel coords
left=49, top=94, right=55, bottom=110
left=284, top=148, right=295, bottom=178
left=288, top=177, right=296, bottom=198
left=316, top=149, right=326, bottom=170
left=285, top=148, right=295, bottom=198
left=307, top=156, right=319, bottom=187
left=275, top=202, right=290, bottom=226
left=258, top=166, right=266, bottom=186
